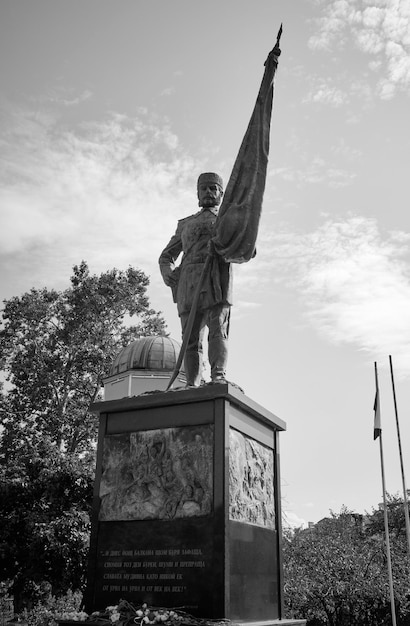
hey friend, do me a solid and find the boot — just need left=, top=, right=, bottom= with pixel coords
left=209, top=338, right=228, bottom=383
left=184, top=350, right=202, bottom=387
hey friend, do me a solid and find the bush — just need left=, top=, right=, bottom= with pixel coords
left=19, top=590, right=85, bottom=626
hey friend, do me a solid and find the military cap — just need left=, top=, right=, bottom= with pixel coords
left=197, top=172, right=223, bottom=190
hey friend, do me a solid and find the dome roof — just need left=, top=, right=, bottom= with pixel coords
left=109, top=336, right=183, bottom=376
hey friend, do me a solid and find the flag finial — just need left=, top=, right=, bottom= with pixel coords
left=265, top=24, right=283, bottom=65
left=276, top=23, right=283, bottom=47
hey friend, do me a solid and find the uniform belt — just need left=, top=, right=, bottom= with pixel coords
left=184, top=256, right=208, bottom=265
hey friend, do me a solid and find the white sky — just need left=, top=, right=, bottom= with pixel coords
left=1, top=0, right=410, bottom=528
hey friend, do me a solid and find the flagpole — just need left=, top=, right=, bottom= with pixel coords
left=374, top=362, right=397, bottom=626
left=389, top=355, right=410, bottom=558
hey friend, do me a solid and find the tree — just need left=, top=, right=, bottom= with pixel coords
left=283, top=506, right=410, bottom=626
left=0, top=261, right=167, bottom=609
left=366, top=492, right=410, bottom=539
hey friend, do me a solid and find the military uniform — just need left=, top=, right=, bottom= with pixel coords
left=159, top=206, right=232, bottom=386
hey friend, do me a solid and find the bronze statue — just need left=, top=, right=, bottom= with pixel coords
left=159, top=173, right=231, bottom=387
left=160, top=28, right=282, bottom=390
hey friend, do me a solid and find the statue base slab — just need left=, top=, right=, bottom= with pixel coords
left=85, top=383, right=287, bottom=621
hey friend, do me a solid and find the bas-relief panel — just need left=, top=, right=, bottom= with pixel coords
left=99, top=425, right=213, bottom=521
left=229, top=428, right=275, bottom=529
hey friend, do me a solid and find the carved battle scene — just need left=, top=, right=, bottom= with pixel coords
left=99, top=425, right=214, bottom=521
left=229, top=428, right=275, bottom=529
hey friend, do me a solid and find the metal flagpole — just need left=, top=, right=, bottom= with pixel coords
left=389, top=355, right=410, bottom=558
left=374, top=362, right=397, bottom=626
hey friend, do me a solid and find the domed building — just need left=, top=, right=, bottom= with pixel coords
left=103, top=335, right=186, bottom=400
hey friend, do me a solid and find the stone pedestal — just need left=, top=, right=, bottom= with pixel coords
left=85, top=383, right=289, bottom=622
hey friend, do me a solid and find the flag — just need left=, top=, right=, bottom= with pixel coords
left=212, top=26, right=282, bottom=264
left=374, top=363, right=382, bottom=440
left=373, top=389, right=382, bottom=439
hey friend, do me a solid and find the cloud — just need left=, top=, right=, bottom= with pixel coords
left=0, top=102, right=200, bottom=264
left=33, top=87, right=93, bottom=107
left=235, top=301, right=262, bottom=309
left=54, top=89, right=93, bottom=107
left=303, top=80, right=348, bottom=107
left=271, top=216, right=410, bottom=376
left=231, top=299, right=262, bottom=321
left=283, top=510, right=308, bottom=530
left=331, top=139, right=362, bottom=160
left=308, top=0, right=351, bottom=51
left=160, top=87, right=176, bottom=97
left=271, top=158, right=356, bottom=189
left=0, top=99, right=215, bottom=302
left=309, top=0, right=410, bottom=97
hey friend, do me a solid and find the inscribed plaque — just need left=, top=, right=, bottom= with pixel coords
left=99, top=425, right=213, bottom=521
left=229, top=428, right=275, bottom=529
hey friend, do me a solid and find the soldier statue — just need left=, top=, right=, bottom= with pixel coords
left=159, top=173, right=231, bottom=387
left=159, top=30, right=282, bottom=390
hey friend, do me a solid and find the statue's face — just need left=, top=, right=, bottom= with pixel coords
left=197, top=182, right=223, bottom=208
